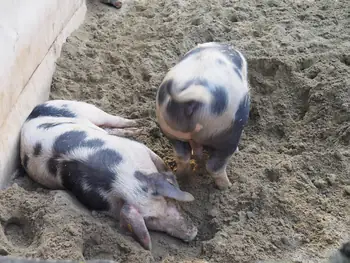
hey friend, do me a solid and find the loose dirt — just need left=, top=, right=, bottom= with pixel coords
left=1, top=0, right=350, bottom=262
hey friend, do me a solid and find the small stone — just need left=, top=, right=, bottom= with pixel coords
left=327, top=174, right=337, bottom=185
left=313, top=179, right=327, bottom=189
left=344, top=186, right=350, bottom=195
left=282, top=161, right=293, bottom=172
left=91, top=233, right=102, bottom=245
left=246, top=211, right=255, bottom=219
left=209, top=208, right=219, bottom=217
left=88, top=73, right=101, bottom=82
left=334, top=151, right=344, bottom=160
left=67, top=225, right=79, bottom=236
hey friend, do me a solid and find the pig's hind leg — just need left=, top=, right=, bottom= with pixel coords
left=61, top=100, right=143, bottom=137
left=63, top=100, right=141, bottom=129
left=103, top=127, right=144, bottom=137
left=206, top=151, right=232, bottom=190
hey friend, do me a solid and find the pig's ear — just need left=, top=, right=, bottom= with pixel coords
left=120, top=204, right=152, bottom=250
left=134, top=171, right=194, bottom=202
left=154, top=179, right=195, bottom=202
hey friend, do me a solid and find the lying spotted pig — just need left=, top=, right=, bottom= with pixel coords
left=20, top=100, right=197, bottom=250
left=156, top=42, right=251, bottom=190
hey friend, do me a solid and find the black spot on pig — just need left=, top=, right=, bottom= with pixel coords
left=60, top=160, right=111, bottom=211
left=166, top=99, right=201, bottom=132
left=26, top=104, right=76, bottom=121
left=59, top=149, right=122, bottom=211
left=135, top=171, right=183, bottom=199
left=216, top=58, right=226, bottom=65
left=37, top=122, right=74, bottom=130
left=204, top=92, right=250, bottom=158
left=33, top=142, right=42, bottom=156
left=134, top=171, right=156, bottom=195
left=53, top=131, right=105, bottom=155
left=87, top=149, right=122, bottom=176
left=48, top=157, right=59, bottom=175
left=227, top=51, right=243, bottom=69
left=235, top=92, right=250, bottom=126
left=157, top=79, right=173, bottom=106
left=82, top=139, right=105, bottom=148
left=219, top=45, right=243, bottom=70
left=206, top=155, right=228, bottom=173
left=210, top=86, right=228, bottom=115
left=53, top=131, right=88, bottom=154
left=23, top=155, right=29, bottom=170
left=340, top=242, right=350, bottom=258
left=177, top=79, right=227, bottom=116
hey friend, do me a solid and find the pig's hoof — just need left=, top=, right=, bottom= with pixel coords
left=214, top=177, right=232, bottom=190
left=129, top=119, right=143, bottom=127
left=114, top=1, right=122, bottom=8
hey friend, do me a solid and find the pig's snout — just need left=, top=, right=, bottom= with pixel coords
left=144, top=205, right=198, bottom=243
left=164, top=206, right=198, bottom=242
left=167, top=222, right=198, bottom=243
left=182, top=225, right=198, bottom=242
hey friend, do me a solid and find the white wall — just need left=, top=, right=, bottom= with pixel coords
left=0, top=0, right=87, bottom=187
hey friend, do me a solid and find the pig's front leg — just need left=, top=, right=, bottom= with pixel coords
left=73, top=101, right=141, bottom=129
left=206, top=151, right=232, bottom=190
left=170, top=139, right=192, bottom=176
left=119, top=204, right=152, bottom=250
left=96, top=113, right=140, bottom=129
left=205, top=126, right=243, bottom=190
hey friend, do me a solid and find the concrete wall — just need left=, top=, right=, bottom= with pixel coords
left=0, top=0, right=87, bottom=187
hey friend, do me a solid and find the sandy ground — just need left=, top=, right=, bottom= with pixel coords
left=1, top=0, right=350, bottom=262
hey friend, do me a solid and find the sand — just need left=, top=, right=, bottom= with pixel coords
left=1, top=0, right=350, bottom=262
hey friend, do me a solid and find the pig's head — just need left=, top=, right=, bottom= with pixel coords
left=156, top=77, right=215, bottom=134
left=134, top=171, right=198, bottom=243
left=156, top=75, right=233, bottom=139
left=144, top=198, right=198, bottom=242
